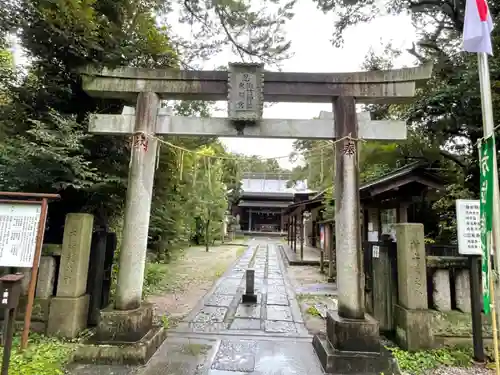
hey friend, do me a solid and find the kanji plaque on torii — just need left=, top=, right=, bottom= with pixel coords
left=227, top=63, right=264, bottom=121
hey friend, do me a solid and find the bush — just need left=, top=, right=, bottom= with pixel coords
left=388, top=345, right=473, bottom=374
left=143, top=262, right=168, bottom=296
left=0, top=334, right=75, bottom=375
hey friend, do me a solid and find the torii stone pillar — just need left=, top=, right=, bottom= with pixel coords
left=115, top=93, right=160, bottom=310
left=333, top=96, right=364, bottom=319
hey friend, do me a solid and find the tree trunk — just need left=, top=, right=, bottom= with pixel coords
left=205, top=220, right=210, bottom=252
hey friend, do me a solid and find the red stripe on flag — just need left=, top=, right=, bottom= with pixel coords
left=476, top=0, right=489, bottom=21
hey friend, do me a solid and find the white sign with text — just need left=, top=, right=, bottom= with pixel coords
left=456, top=199, right=481, bottom=255
left=0, top=203, right=41, bottom=267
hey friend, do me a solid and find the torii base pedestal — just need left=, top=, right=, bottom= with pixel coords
left=313, top=311, right=400, bottom=374
left=72, top=303, right=167, bottom=365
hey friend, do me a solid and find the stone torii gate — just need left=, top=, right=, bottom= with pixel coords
left=79, top=63, right=432, bottom=368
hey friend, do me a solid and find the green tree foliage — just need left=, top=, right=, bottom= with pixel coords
left=233, top=154, right=288, bottom=174
left=148, top=102, right=227, bottom=259
left=192, top=146, right=228, bottom=252
left=0, top=0, right=179, bottom=243
left=311, top=0, right=494, bottom=240
left=289, top=140, right=334, bottom=190
left=174, top=0, right=296, bottom=65
left=0, top=0, right=292, bottom=254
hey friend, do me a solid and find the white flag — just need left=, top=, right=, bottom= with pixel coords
left=463, top=0, right=494, bottom=55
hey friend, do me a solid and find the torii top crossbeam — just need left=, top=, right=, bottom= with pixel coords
left=80, top=64, right=433, bottom=104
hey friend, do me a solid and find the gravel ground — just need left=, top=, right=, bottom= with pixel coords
left=147, top=242, right=246, bottom=320
left=286, top=265, right=328, bottom=288
left=423, top=366, right=494, bottom=375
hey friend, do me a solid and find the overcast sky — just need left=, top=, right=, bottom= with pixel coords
left=10, top=0, right=418, bottom=169
left=208, top=0, right=417, bottom=169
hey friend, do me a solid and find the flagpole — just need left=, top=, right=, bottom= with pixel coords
left=478, top=51, right=500, bottom=373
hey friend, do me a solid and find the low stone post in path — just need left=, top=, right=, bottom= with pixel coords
left=242, top=269, right=257, bottom=303
left=394, top=223, right=434, bottom=351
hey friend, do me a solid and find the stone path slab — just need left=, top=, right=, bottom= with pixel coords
left=171, top=239, right=310, bottom=338
left=68, top=238, right=324, bottom=375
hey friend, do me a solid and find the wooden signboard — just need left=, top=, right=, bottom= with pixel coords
left=0, top=192, right=59, bottom=350
left=0, top=203, right=42, bottom=268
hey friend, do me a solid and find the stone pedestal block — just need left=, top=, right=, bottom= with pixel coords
left=313, top=310, right=400, bottom=374
left=0, top=320, right=46, bottom=334
left=97, top=303, right=153, bottom=342
left=47, top=295, right=89, bottom=338
left=313, top=335, right=400, bottom=375
left=433, top=269, right=452, bottom=311
left=57, top=213, right=94, bottom=297
left=395, top=223, right=428, bottom=310
left=36, top=256, right=56, bottom=298
left=455, top=270, right=472, bottom=313
left=19, top=268, right=32, bottom=295
left=73, top=303, right=166, bottom=365
left=73, top=326, right=167, bottom=365
left=395, top=304, right=434, bottom=351
left=326, top=311, right=380, bottom=352
left=17, top=297, right=51, bottom=322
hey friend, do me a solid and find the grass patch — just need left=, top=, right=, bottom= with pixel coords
left=388, top=346, right=474, bottom=374
left=0, top=334, right=76, bottom=375
left=296, top=293, right=324, bottom=304
left=143, top=244, right=248, bottom=296
left=214, top=262, right=227, bottom=278
left=181, top=343, right=210, bottom=356
left=236, top=246, right=246, bottom=257
left=305, top=305, right=321, bottom=317
left=143, top=262, right=170, bottom=296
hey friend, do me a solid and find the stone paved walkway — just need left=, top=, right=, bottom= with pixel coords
left=171, top=239, right=309, bottom=338
left=69, top=238, right=325, bottom=375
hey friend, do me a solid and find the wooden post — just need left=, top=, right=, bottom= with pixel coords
left=300, top=210, right=304, bottom=261
left=286, top=216, right=291, bottom=246
left=1, top=274, right=24, bottom=375
left=372, top=242, right=396, bottom=331
left=293, top=215, right=297, bottom=253
left=327, top=223, right=335, bottom=283
left=21, top=198, right=49, bottom=349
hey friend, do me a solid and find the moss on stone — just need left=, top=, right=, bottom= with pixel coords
left=431, top=310, right=492, bottom=336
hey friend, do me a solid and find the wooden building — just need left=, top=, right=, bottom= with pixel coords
left=284, top=162, right=446, bottom=251
left=232, top=173, right=315, bottom=233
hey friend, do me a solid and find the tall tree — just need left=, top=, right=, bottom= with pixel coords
left=0, top=0, right=179, bottom=241
left=191, top=146, right=228, bottom=252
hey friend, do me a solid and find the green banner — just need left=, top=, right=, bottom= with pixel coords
left=480, top=136, right=494, bottom=315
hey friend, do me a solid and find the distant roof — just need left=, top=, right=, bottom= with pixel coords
left=284, top=161, right=445, bottom=213
left=242, top=172, right=292, bottom=180
left=241, top=177, right=316, bottom=195
left=238, top=200, right=293, bottom=208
